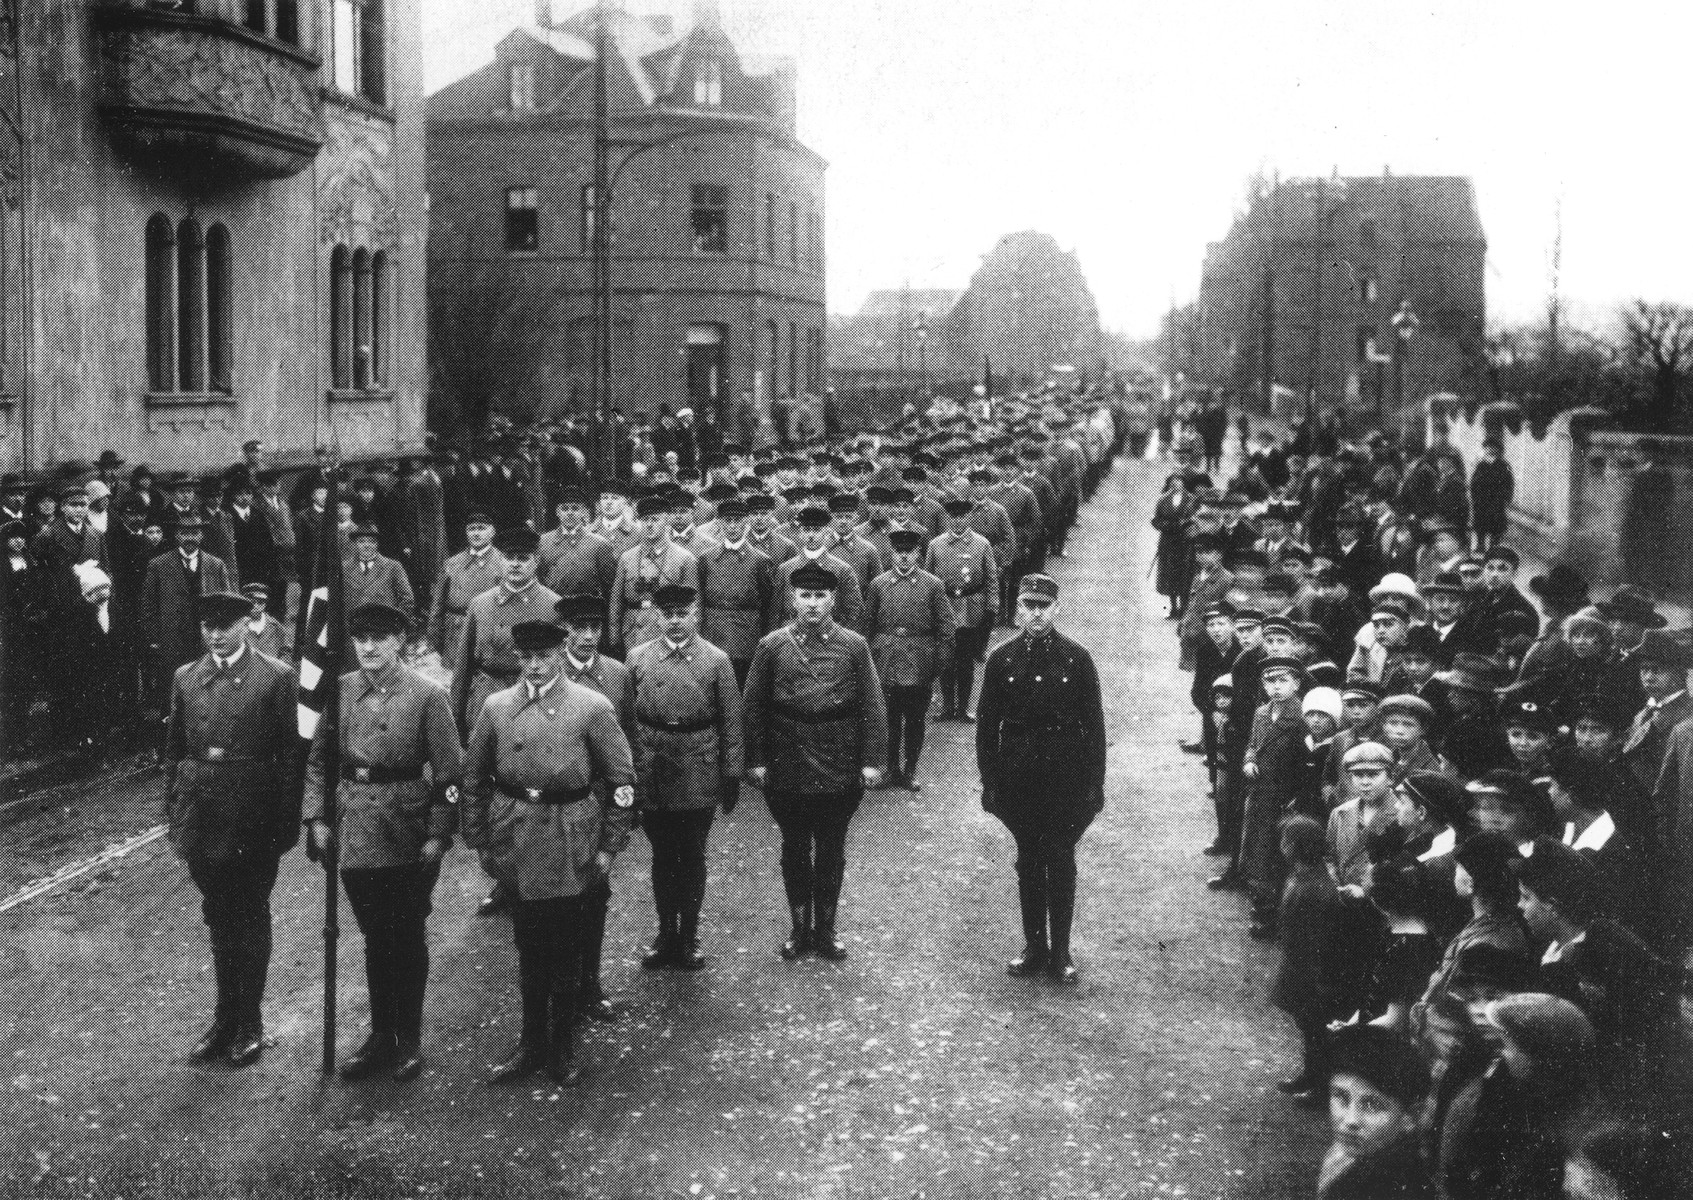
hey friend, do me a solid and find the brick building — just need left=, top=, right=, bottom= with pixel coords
left=0, top=0, right=429, bottom=475
left=1195, top=172, right=1486, bottom=423
left=425, top=0, right=827, bottom=433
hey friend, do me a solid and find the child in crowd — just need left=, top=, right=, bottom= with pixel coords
left=1240, top=655, right=1309, bottom=937
left=1376, top=694, right=1446, bottom=779
left=1296, top=686, right=1342, bottom=820
left=1467, top=769, right=1556, bottom=856
left=1318, top=1024, right=1434, bottom=1200
left=1271, top=815, right=1342, bottom=1108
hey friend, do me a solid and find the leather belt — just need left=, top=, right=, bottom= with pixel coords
left=772, top=700, right=856, bottom=725
left=495, top=780, right=592, bottom=806
left=342, top=764, right=423, bottom=784
left=638, top=714, right=716, bottom=734
left=948, top=583, right=986, bottom=598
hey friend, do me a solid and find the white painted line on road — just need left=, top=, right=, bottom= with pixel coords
left=0, top=825, right=168, bottom=915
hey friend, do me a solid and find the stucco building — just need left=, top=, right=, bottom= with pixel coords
left=0, top=0, right=428, bottom=475
left=425, top=0, right=826, bottom=433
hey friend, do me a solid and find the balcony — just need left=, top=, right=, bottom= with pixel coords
left=94, top=4, right=325, bottom=180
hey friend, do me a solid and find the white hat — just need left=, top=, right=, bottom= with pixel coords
left=1301, top=686, right=1343, bottom=722
left=74, top=561, right=111, bottom=598
left=84, top=480, right=111, bottom=501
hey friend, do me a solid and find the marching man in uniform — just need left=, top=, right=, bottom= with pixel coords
left=975, top=574, right=1107, bottom=984
left=163, top=591, right=300, bottom=1067
left=864, top=527, right=956, bottom=790
left=304, top=602, right=462, bottom=1082
left=926, top=496, right=998, bottom=721
left=743, top=562, right=888, bottom=961
left=462, top=620, right=636, bottom=1089
left=626, top=583, right=744, bottom=969
left=429, top=512, right=504, bottom=657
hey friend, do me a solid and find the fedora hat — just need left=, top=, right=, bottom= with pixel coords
left=1625, top=627, right=1693, bottom=672
left=1528, top=562, right=1589, bottom=608
left=1597, top=585, right=1667, bottom=629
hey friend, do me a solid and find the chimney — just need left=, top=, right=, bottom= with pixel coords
left=694, top=0, right=723, bottom=31
left=534, top=0, right=552, bottom=28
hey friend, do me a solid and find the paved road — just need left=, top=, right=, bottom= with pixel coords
left=0, top=447, right=1328, bottom=1199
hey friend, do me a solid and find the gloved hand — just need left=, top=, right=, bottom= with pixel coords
left=719, top=779, right=740, bottom=815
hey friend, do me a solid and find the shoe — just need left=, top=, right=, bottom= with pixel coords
left=1248, top=919, right=1278, bottom=942
left=814, top=929, right=847, bottom=961
left=780, top=905, right=811, bottom=960
left=641, top=936, right=674, bottom=970
left=390, top=1045, right=426, bottom=1082
left=581, top=996, right=617, bottom=1023
left=226, top=1027, right=266, bottom=1068
left=674, top=940, right=706, bottom=970
left=1201, top=840, right=1227, bottom=856
left=957, top=712, right=975, bottom=724
left=1046, top=953, right=1079, bottom=985
left=1007, top=945, right=1048, bottom=977
left=338, top=1031, right=396, bottom=1080
left=904, top=777, right=922, bottom=793
left=189, top=1020, right=234, bottom=1063
left=477, top=885, right=511, bottom=917
left=547, top=1019, right=581, bottom=1088
left=488, top=1041, right=545, bottom=1085
left=1206, top=871, right=1241, bottom=891
left=1179, top=741, right=1206, bottom=755
left=1276, top=1074, right=1313, bottom=1095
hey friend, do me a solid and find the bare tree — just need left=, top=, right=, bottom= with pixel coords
left=1620, top=300, right=1693, bottom=429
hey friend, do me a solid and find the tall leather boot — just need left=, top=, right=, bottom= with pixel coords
left=779, top=903, right=811, bottom=960
left=1046, top=870, right=1078, bottom=984
left=547, top=1009, right=581, bottom=1089
left=643, top=905, right=677, bottom=969
left=190, top=938, right=238, bottom=1061
left=1008, top=869, right=1049, bottom=977
left=813, top=899, right=846, bottom=961
left=675, top=904, right=706, bottom=970
left=490, top=948, right=549, bottom=1084
left=581, top=880, right=614, bottom=1015
left=226, top=938, right=269, bottom=1067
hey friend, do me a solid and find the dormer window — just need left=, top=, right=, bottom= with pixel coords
left=509, top=63, right=537, bottom=111
left=693, top=59, right=722, bottom=107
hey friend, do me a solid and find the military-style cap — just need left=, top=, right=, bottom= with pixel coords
left=887, top=487, right=915, bottom=505
left=1341, top=740, right=1394, bottom=770
left=966, top=467, right=994, bottom=484
left=493, top=526, right=540, bottom=555
left=1399, top=770, right=1469, bottom=827
left=196, top=591, right=252, bottom=626
left=349, top=523, right=381, bottom=542
left=1258, top=654, right=1305, bottom=680
left=864, top=485, right=893, bottom=505
left=888, top=528, right=923, bottom=553
left=790, top=562, right=839, bottom=592
left=1231, top=607, right=1267, bottom=628
left=716, top=496, right=748, bottom=519
left=511, top=620, right=565, bottom=652
left=653, top=583, right=697, bottom=609
left=1201, top=601, right=1235, bottom=622
left=57, top=482, right=88, bottom=501
left=1499, top=697, right=1557, bottom=734
left=1017, top=573, right=1059, bottom=604
left=348, top=602, right=410, bottom=638
left=827, top=494, right=859, bottom=515
left=240, top=582, right=270, bottom=602
left=1260, top=615, right=1295, bottom=638
left=599, top=478, right=632, bottom=496
left=704, top=482, right=738, bottom=503
left=464, top=511, right=495, bottom=529
left=942, top=498, right=973, bottom=518
left=1467, top=769, right=1551, bottom=824
left=1483, top=544, right=1521, bottom=569
left=555, top=593, right=606, bottom=625
left=795, top=505, right=831, bottom=530
left=555, top=486, right=588, bottom=507
left=634, top=494, right=669, bottom=519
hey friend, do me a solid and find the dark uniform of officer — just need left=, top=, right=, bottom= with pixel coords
left=163, top=591, right=300, bottom=1066
left=743, top=561, right=888, bottom=961
left=975, top=574, right=1106, bottom=984
left=462, top=620, right=635, bottom=1088
left=303, top=603, right=462, bottom=1081
left=864, top=527, right=956, bottom=789
left=626, top=583, right=744, bottom=969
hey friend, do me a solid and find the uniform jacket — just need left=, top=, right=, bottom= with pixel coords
left=428, top=547, right=505, bottom=652
left=776, top=551, right=866, bottom=634
left=539, top=526, right=617, bottom=599
left=743, top=620, right=887, bottom=795
left=924, top=529, right=998, bottom=630
left=342, top=553, right=416, bottom=624
left=697, top=540, right=776, bottom=664
left=829, top=531, right=886, bottom=596
left=140, top=549, right=235, bottom=675
left=462, top=675, right=635, bottom=901
left=864, top=566, right=956, bottom=688
left=610, top=539, right=699, bottom=652
left=966, top=497, right=1017, bottom=570
left=449, top=581, right=562, bottom=733
left=302, top=664, right=462, bottom=869
left=626, top=632, right=744, bottom=811
left=990, top=482, right=1042, bottom=561
left=975, top=629, right=1107, bottom=819
left=164, top=645, right=299, bottom=869
left=746, top=528, right=798, bottom=568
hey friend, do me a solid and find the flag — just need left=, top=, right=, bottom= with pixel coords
left=296, top=585, right=331, bottom=739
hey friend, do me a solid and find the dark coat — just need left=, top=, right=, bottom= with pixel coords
left=139, top=550, right=235, bottom=684
left=975, top=629, right=1106, bottom=822
left=1272, top=868, right=1345, bottom=1019
left=1469, top=459, right=1514, bottom=535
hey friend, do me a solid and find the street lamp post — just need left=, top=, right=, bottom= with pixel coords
left=915, top=313, right=929, bottom=404
left=1391, top=298, right=1419, bottom=423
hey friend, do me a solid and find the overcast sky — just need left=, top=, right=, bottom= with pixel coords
left=422, top=0, right=1693, bottom=339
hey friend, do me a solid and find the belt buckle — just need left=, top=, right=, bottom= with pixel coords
left=353, top=766, right=371, bottom=782
left=206, top=747, right=225, bottom=761
left=526, top=787, right=542, bottom=801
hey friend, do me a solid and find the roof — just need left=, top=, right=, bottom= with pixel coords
left=1256, top=174, right=1485, bottom=245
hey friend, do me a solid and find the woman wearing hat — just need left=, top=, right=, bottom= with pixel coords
left=1151, top=468, right=1197, bottom=619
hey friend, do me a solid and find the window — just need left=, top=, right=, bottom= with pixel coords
left=245, top=0, right=266, bottom=33
left=352, top=248, right=373, bottom=388
left=330, top=245, right=352, bottom=389
left=766, top=319, right=779, bottom=398
left=692, top=59, right=722, bottom=107
left=788, top=320, right=798, bottom=396
left=371, top=250, right=389, bottom=388
left=331, top=0, right=386, bottom=104
left=787, top=199, right=798, bottom=264
left=329, top=243, right=389, bottom=391
left=242, top=0, right=298, bottom=41
left=275, top=0, right=298, bottom=44
left=691, top=184, right=727, bottom=254
left=764, top=193, right=776, bottom=259
left=580, top=184, right=598, bottom=253
left=146, top=215, right=232, bottom=396
left=509, top=62, right=537, bottom=111
left=505, top=186, right=539, bottom=253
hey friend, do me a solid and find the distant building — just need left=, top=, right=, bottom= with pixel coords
left=828, top=288, right=964, bottom=398
left=426, top=0, right=826, bottom=433
left=1196, top=172, right=1486, bottom=421
left=0, top=0, right=429, bottom=475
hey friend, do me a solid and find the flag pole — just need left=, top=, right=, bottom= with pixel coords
left=319, top=463, right=344, bottom=1075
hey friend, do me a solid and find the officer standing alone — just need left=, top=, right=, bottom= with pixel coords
left=304, top=602, right=462, bottom=1082
left=975, top=574, right=1107, bottom=983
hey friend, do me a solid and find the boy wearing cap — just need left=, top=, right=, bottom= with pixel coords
left=539, top=488, right=616, bottom=600
left=462, top=619, right=636, bottom=1088
left=1377, top=694, right=1446, bottom=781
left=303, top=603, right=461, bottom=1081
left=865, top=527, right=956, bottom=790
left=925, top=499, right=998, bottom=720
left=164, top=591, right=301, bottom=1068
left=625, top=585, right=743, bottom=970
left=1319, top=1025, right=1433, bottom=1200
left=976, top=574, right=1106, bottom=983
left=1328, top=742, right=1398, bottom=890
left=610, top=495, right=700, bottom=656
left=1239, top=655, right=1309, bottom=936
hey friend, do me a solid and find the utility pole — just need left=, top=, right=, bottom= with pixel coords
left=1306, top=176, right=1324, bottom=422
left=591, top=0, right=613, bottom=484
left=1259, top=175, right=1277, bottom=415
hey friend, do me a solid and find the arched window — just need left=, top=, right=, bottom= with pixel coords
left=370, top=249, right=389, bottom=388
left=146, top=215, right=176, bottom=393
left=352, top=248, right=373, bottom=388
left=330, top=245, right=352, bottom=389
left=206, top=224, right=232, bottom=393
left=176, top=219, right=205, bottom=392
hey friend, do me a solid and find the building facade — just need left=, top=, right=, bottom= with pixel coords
left=1195, top=172, right=1486, bottom=422
left=0, top=0, right=428, bottom=476
left=425, top=0, right=827, bottom=434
